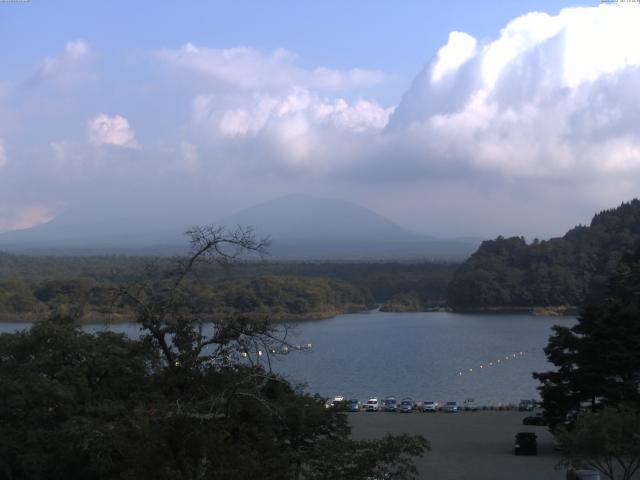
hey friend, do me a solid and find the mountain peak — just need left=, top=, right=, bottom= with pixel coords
left=222, top=194, right=419, bottom=242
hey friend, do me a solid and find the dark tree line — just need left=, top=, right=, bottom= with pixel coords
left=0, top=251, right=458, bottom=320
left=0, top=275, right=375, bottom=323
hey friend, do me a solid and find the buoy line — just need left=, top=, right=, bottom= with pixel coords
left=456, top=348, right=540, bottom=377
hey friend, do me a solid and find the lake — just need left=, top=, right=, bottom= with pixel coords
left=0, top=310, right=574, bottom=405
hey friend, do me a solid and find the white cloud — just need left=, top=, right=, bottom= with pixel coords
left=0, top=139, right=7, bottom=168
left=156, top=43, right=394, bottom=173
left=87, top=113, right=140, bottom=149
left=180, top=141, right=199, bottom=172
left=191, top=88, right=393, bottom=169
left=198, top=88, right=392, bottom=138
left=387, top=3, right=640, bottom=179
left=432, top=31, right=477, bottom=82
left=26, top=40, right=92, bottom=87
left=0, top=204, right=56, bottom=233
left=157, top=44, right=387, bottom=91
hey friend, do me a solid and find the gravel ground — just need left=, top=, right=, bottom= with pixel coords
left=348, top=410, right=567, bottom=480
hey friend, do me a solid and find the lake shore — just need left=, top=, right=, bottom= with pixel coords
left=0, top=308, right=365, bottom=324
left=450, top=305, right=578, bottom=316
left=0, top=304, right=577, bottom=323
left=377, top=303, right=579, bottom=316
left=349, top=410, right=565, bottom=480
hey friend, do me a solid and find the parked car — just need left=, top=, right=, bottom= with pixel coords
left=366, top=397, right=380, bottom=412
left=463, top=398, right=478, bottom=411
left=422, top=401, right=439, bottom=412
left=399, top=398, right=415, bottom=413
left=514, top=432, right=537, bottom=455
left=518, top=399, right=535, bottom=411
left=324, top=395, right=346, bottom=409
left=347, top=399, right=361, bottom=412
left=383, top=396, right=397, bottom=412
left=522, top=413, right=547, bottom=426
left=443, top=401, right=459, bottom=413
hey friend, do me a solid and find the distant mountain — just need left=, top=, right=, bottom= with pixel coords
left=0, top=194, right=480, bottom=260
left=447, top=199, right=640, bottom=308
left=220, top=194, right=479, bottom=260
left=222, top=194, right=419, bottom=242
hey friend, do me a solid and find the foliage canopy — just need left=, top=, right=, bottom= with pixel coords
left=0, top=226, right=429, bottom=480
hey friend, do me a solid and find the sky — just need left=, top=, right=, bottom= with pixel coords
left=1, top=0, right=640, bottom=239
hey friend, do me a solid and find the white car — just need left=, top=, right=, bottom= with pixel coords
left=422, top=401, right=439, bottom=412
left=324, top=395, right=345, bottom=409
left=366, top=397, right=380, bottom=412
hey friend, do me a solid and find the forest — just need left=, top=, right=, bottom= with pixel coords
left=447, top=200, right=640, bottom=309
left=0, top=253, right=457, bottom=322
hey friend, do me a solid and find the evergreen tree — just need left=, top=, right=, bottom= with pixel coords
left=534, top=248, right=640, bottom=430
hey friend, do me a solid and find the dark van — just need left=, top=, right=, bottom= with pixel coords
left=514, top=432, right=537, bottom=455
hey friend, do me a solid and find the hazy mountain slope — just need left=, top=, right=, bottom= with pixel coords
left=0, top=205, right=187, bottom=252
left=221, top=194, right=478, bottom=260
left=0, top=194, right=480, bottom=259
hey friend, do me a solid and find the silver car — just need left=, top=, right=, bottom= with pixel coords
left=444, top=401, right=459, bottom=413
left=422, top=401, right=438, bottom=412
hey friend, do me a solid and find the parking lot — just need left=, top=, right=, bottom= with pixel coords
left=349, top=410, right=567, bottom=480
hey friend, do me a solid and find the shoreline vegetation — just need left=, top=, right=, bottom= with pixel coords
left=0, top=274, right=376, bottom=324
left=0, top=308, right=372, bottom=325
left=0, top=254, right=457, bottom=323
left=0, top=303, right=578, bottom=324
left=0, top=252, right=579, bottom=323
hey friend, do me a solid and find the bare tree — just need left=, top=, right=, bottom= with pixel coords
left=116, top=225, right=280, bottom=368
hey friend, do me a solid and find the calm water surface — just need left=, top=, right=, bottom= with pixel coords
left=1, top=310, right=574, bottom=405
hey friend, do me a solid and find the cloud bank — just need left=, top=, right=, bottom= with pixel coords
left=157, top=4, right=640, bottom=184
left=3, top=4, right=640, bottom=238
left=157, top=44, right=388, bottom=91
left=388, top=4, right=640, bottom=179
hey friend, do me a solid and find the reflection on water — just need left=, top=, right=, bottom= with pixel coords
left=0, top=310, right=574, bottom=405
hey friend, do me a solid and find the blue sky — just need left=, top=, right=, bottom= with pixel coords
left=3, top=1, right=585, bottom=91
left=1, top=0, right=639, bottom=239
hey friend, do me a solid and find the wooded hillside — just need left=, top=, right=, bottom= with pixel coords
left=447, top=200, right=640, bottom=308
